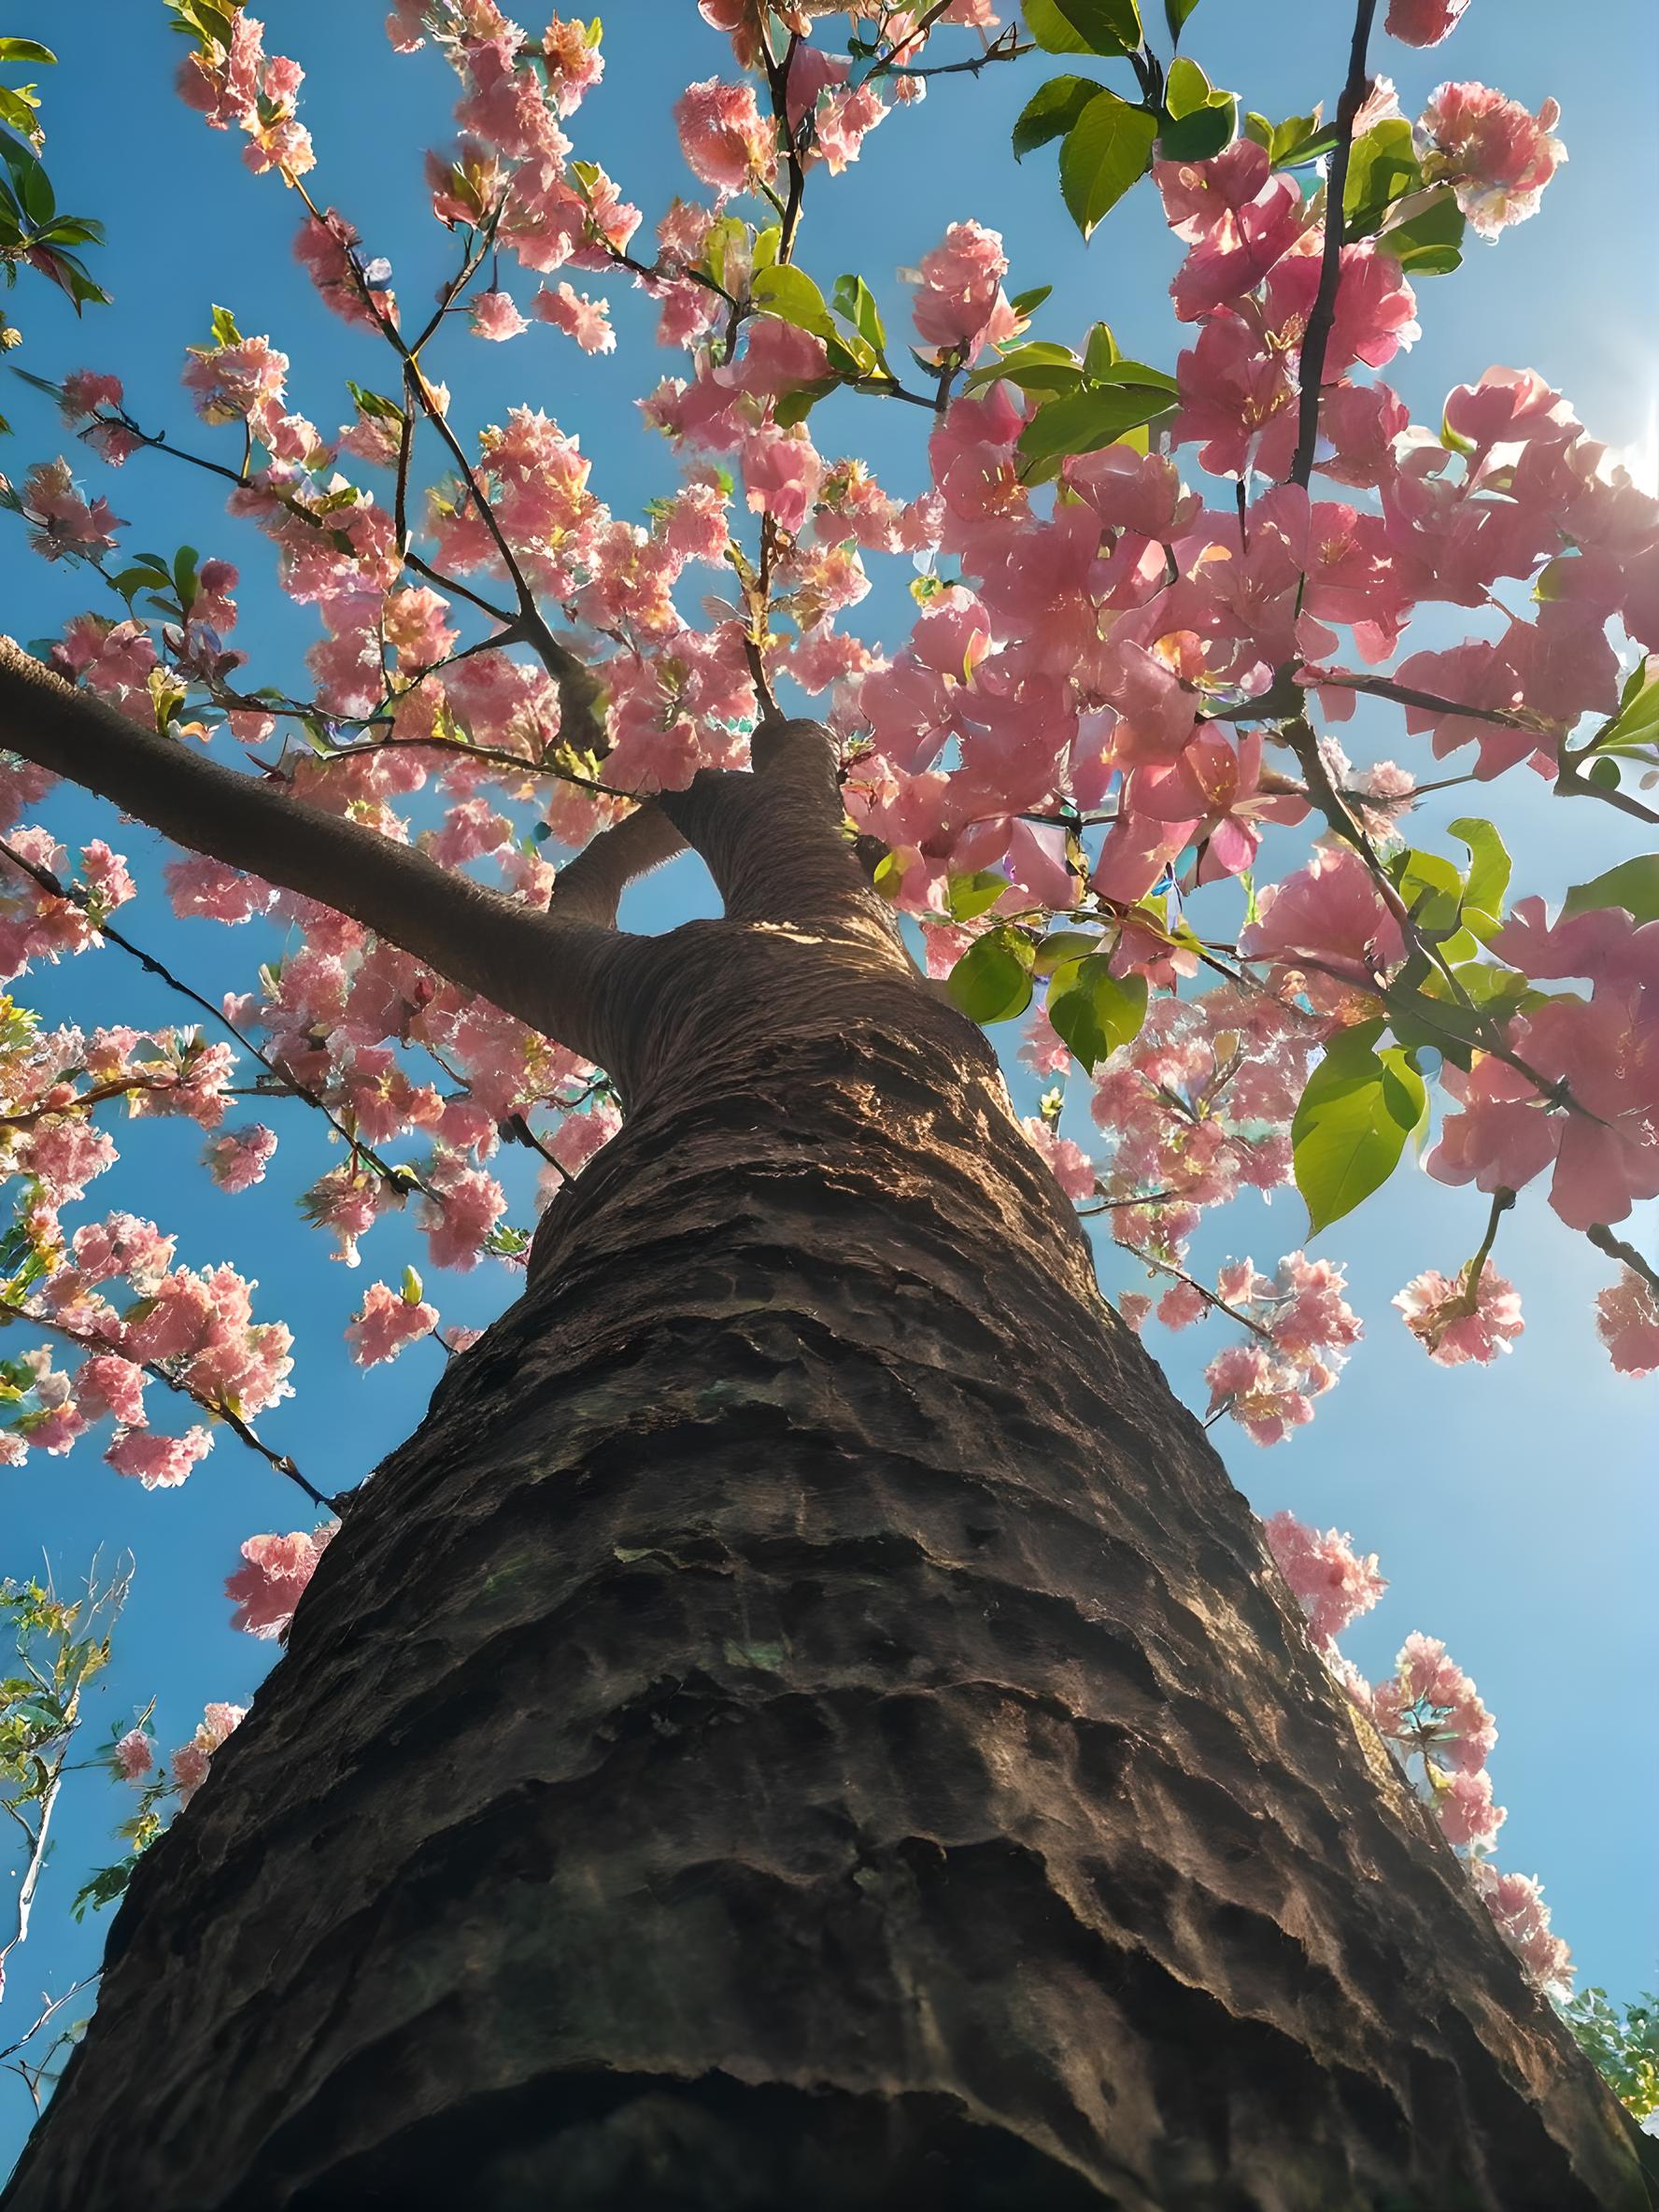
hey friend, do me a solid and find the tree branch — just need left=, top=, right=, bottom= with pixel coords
left=0, top=639, right=631, bottom=1066
left=1285, top=0, right=1380, bottom=489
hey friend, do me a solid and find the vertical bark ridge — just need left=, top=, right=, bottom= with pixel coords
left=3, top=935, right=1647, bottom=2211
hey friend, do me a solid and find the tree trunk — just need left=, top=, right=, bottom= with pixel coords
left=4, top=912, right=1649, bottom=2212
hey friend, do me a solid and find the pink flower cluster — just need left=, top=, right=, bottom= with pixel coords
left=169, top=1700, right=247, bottom=1806
left=1415, top=82, right=1565, bottom=237
left=1269, top=1511, right=1569, bottom=1992
left=225, top=1522, right=335, bottom=1639
left=176, top=8, right=314, bottom=178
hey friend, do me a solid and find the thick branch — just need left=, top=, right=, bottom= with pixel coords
left=549, top=801, right=688, bottom=929
left=0, top=640, right=628, bottom=1064
left=658, top=720, right=906, bottom=954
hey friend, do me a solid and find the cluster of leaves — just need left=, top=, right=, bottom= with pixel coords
left=1562, top=1987, right=1659, bottom=2125
left=1014, top=0, right=1230, bottom=235
left=0, top=35, right=107, bottom=406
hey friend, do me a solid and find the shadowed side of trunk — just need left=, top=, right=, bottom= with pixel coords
left=3, top=925, right=1647, bottom=2212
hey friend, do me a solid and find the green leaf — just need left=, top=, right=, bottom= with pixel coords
left=700, top=213, right=747, bottom=292
left=1016, top=374, right=1176, bottom=465
left=1157, top=89, right=1236, bottom=163
left=749, top=262, right=835, bottom=339
left=1448, top=817, right=1510, bottom=932
left=1164, top=0, right=1201, bottom=44
left=830, top=271, right=886, bottom=358
left=1343, top=119, right=1421, bottom=234
left=946, top=869, right=1010, bottom=922
left=1082, top=320, right=1119, bottom=377
left=1391, top=846, right=1464, bottom=935
left=1008, top=282, right=1053, bottom=319
left=1382, top=190, right=1465, bottom=276
left=1156, top=55, right=1240, bottom=164
left=1292, top=1021, right=1425, bottom=1236
left=1012, top=74, right=1107, bottom=159
left=1248, top=109, right=1337, bottom=168
left=347, top=381, right=404, bottom=422
left=0, top=89, right=41, bottom=143
left=1024, top=0, right=1143, bottom=57
left=1046, top=955, right=1148, bottom=1070
left=1560, top=855, right=1659, bottom=925
left=1579, top=658, right=1659, bottom=757
left=963, top=340, right=1083, bottom=396
left=0, top=38, right=56, bottom=64
left=208, top=302, right=242, bottom=347
left=946, top=926, right=1036, bottom=1024
left=1059, top=91, right=1157, bottom=236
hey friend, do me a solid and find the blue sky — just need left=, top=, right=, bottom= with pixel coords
left=1, top=0, right=1655, bottom=2168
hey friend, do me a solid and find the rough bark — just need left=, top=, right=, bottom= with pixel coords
left=0, top=704, right=1647, bottom=2207
left=4, top=902, right=1649, bottom=2210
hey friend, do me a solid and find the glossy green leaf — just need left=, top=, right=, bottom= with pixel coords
left=1381, top=190, right=1465, bottom=276
left=1164, top=0, right=1202, bottom=43
left=1012, top=74, right=1106, bottom=159
left=1008, top=283, right=1054, bottom=319
left=1024, top=0, right=1143, bottom=58
left=1016, top=374, right=1176, bottom=464
left=830, top=271, right=887, bottom=359
left=963, top=340, right=1083, bottom=395
left=749, top=262, right=835, bottom=338
left=946, top=925, right=1037, bottom=1024
left=1157, top=91, right=1236, bottom=163
left=1579, top=658, right=1659, bottom=757
left=1448, top=817, right=1510, bottom=932
left=1292, top=1020, right=1425, bottom=1236
left=1082, top=321, right=1119, bottom=376
left=1392, top=846, right=1464, bottom=934
left=0, top=38, right=56, bottom=64
left=946, top=869, right=1010, bottom=923
left=1343, top=119, right=1421, bottom=234
left=1059, top=91, right=1157, bottom=236
left=1046, top=955, right=1148, bottom=1070
left=1560, top=855, right=1659, bottom=925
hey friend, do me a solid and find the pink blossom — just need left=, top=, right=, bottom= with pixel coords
left=294, top=207, right=394, bottom=330
left=1021, top=1118, right=1095, bottom=1202
left=469, top=288, right=527, bottom=341
left=74, top=1353, right=148, bottom=1428
left=1241, top=844, right=1406, bottom=999
left=1204, top=1343, right=1314, bottom=1446
left=1385, top=0, right=1469, bottom=43
left=742, top=429, right=823, bottom=535
left=59, top=369, right=124, bottom=422
left=909, top=220, right=1017, bottom=361
left=106, top=1425, right=215, bottom=1489
left=1415, top=82, right=1565, bottom=235
left=1595, top=1268, right=1659, bottom=1378
left=1472, top=1863, right=1573, bottom=1995
left=419, top=1153, right=507, bottom=1270
left=533, top=280, right=616, bottom=354
left=226, top=1523, right=335, bottom=1639
left=1437, top=1768, right=1505, bottom=1850
left=346, top=1279, right=439, bottom=1367
left=170, top=1742, right=211, bottom=1803
left=1263, top=1509, right=1387, bottom=1646
left=674, top=78, right=774, bottom=194
left=113, top=1728, right=153, bottom=1783
left=204, top=1124, right=277, bottom=1194
left=1394, top=1263, right=1524, bottom=1365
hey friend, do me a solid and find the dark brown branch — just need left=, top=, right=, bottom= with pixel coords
left=0, top=639, right=629, bottom=1065
left=1285, top=0, right=1379, bottom=489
